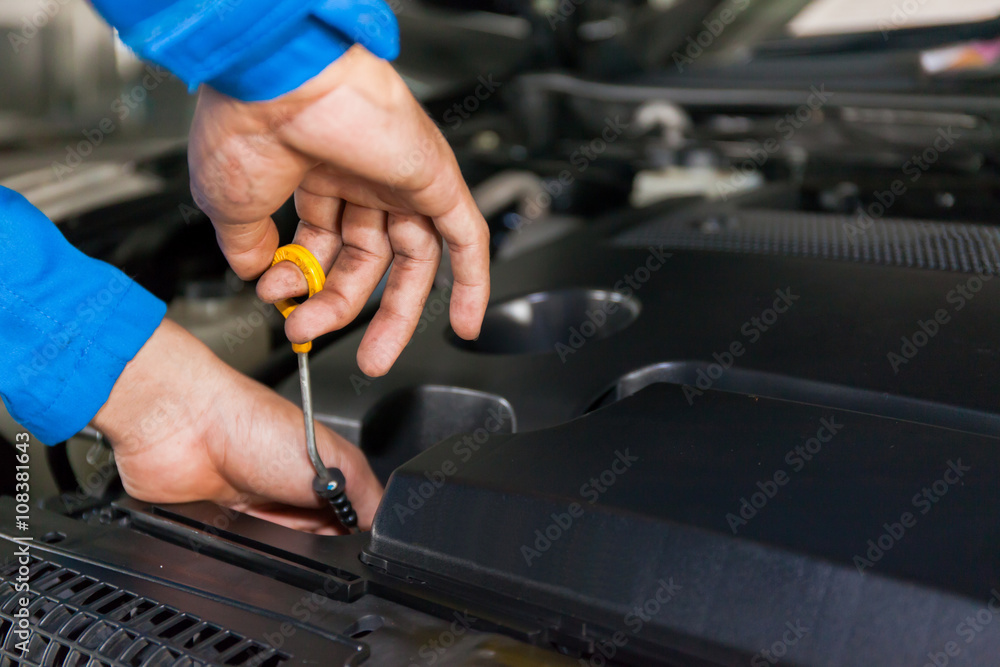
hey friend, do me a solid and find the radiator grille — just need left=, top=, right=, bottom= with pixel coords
left=613, top=209, right=1000, bottom=275
left=0, top=557, right=287, bottom=667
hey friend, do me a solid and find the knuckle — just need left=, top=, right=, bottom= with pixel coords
left=342, top=242, right=388, bottom=264
left=323, top=290, right=356, bottom=322
left=381, top=304, right=413, bottom=326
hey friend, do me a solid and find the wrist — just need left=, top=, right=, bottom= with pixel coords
left=93, top=319, right=231, bottom=502
left=247, top=45, right=408, bottom=133
left=93, top=320, right=214, bottom=453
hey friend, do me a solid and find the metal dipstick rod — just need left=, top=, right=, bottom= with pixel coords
left=272, top=244, right=358, bottom=533
left=298, top=351, right=324, bottom=476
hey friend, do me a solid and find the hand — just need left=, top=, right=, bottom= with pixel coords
left=188, top=45, right=490, bottom=377
left=93, top=319, right=383, bottom=533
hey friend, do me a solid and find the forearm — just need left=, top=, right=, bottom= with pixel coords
left=0, top=187, right=165, bottom=444
left=90, top=0, right=400, bottom=101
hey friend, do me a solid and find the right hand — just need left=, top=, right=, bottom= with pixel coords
left=188, top=45, right=491, bottom=378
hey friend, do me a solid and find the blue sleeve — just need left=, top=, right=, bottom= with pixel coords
left=90, top=0, right=400, bottom=102
left=0, top=187, right=166, bottom=445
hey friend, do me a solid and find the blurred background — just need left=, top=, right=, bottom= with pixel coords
left=2, top=4, right=1000, bottom=664
left=4, top=0, right=1000, bottom=515
left=0, top=0, right=192, bottom=137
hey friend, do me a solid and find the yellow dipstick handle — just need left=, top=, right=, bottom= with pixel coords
left=270, top=244, right=326, bottom=353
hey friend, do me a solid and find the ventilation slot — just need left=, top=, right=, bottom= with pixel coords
left=0, top=556, right=289, bottom=667
left=613, top=208, right=1000, bottom=275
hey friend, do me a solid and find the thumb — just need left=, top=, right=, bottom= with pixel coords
left=187, top=89, right=314, bottom=279
left=211, top=215, right=282, bottom=281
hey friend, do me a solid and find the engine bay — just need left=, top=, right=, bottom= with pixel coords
left=4, top=1, right=1000, bottom=664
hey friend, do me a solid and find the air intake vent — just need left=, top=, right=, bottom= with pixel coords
left=613, top=209, right=1000, bottom=275
left=0, top=556, right=288, bottom=667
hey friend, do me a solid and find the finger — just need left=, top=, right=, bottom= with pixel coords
left=240, top=504, right=346, bottom=535
left=432, top=194, right=491, bottom=340
left=188, top=101, right=313, bottom=279
left=211, top=377, right=383, bottom=530
left=206, top=216, right=282, bottom=281
left=258, top=189, right=345, bottom=302
left=317, top=427, right=383, bottom=531
left=299, top=164, right=398, bottom=213
left=236, top=426, right=383, bottom=532
left=284, top=204, right=393, bottom=343
left=357, top=214, right=442, bottom=376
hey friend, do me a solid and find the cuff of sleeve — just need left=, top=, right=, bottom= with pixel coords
left=54, top=280, right=166, bottom=445
left=115, top=0, right=399, bottom=102
left=3, top=283, right=166, bottom=446
left=0, top=186, right=168, bottom=445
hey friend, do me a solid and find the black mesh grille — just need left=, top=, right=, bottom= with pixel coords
left=613, top=208, right=1000, bottom=275
left=0, top=557, right=287, bottom=667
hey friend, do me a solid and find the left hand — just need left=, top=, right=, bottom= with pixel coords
left=93, top=319, right=383, bottom=534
